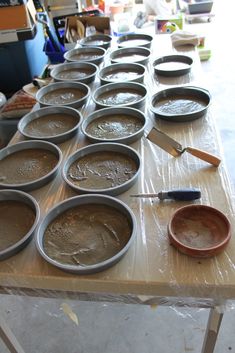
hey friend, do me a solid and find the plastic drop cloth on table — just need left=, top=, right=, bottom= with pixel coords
left=1, top=35, right=235, bottom=315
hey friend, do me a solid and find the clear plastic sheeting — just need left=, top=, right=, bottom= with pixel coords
left=0, top=35, right=235, bottom=310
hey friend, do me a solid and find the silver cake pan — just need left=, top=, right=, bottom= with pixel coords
left=62, top=142, right=141, bottom=196
left=79, top=34, right=112, bottom=49
left=92, top=81, right=147, bottom=109
left=153, top=54, right=193, bottom=77
left=98, top=62, right=146, bottom=85
left=36, top=81, right=90, bottom=109
left=109, top=47, right=151, bottom=66
left=18, top=106, right=82, bottom=144
left=82, top=107, right=146, bottom=144
left=50, top=62, right=98, bottom=84
left=0, top=189, right=40, bottom=261
left=150, top=86, right=211, bottom=122
left=36, top=194, right=137, bottom=274
left=0, top=140, right=62, bottom=192
left=64, top=46, right=106, bottom=65
left=117, top=33, right=153, bottom=49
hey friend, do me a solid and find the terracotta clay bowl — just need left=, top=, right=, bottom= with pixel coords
left=168, top=204, right=231, bottom=258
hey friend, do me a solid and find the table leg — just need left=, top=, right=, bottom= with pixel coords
left=201, top=307, right=224, bottom=353
left=0, top=319, right=25, bottom=353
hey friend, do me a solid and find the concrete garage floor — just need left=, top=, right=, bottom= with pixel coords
left=1, top=1, right=235, bottom=352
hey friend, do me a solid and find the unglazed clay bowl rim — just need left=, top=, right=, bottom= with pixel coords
left=0, top=189, right=40, bottom=260
left=36, top=81, right=90, bottom=109
left=168, top=204, right=231, bottom=258
left=0, top=140, right=62, bottom=192
left=50, top=62, right=98, bottom=84
left=81, top=106, right=147, bottom=144
left=92, top=81, right=147, bottom=109
left=18, top=106, right=82, bottom=144
left=62, top=142, right=141, bottom=196
left=36, top=194, right=137, bottom=274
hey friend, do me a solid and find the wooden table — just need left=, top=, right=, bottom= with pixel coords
left=1, top=35, right=234, bottom=353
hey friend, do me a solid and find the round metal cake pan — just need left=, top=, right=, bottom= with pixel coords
left=79, top=34, right=112, bottom=49
left=109, top=47, right=151, bottom=66
left=117, top=33, right=153, bottom=49
left=98, top=62, right=146, bottom=85
left=18, top=106, right=82, bottom=144
left=36, top=81, right=90, bottom=109
left=64, top=46, right=106, bottom=65
left=50, top=62, right=98, bottom=84
left=153, top=54, right=193, bottom=77
left=0, top=140, right=62, bottom=192
left=82, top=107, right=146, bottom=144
left=62, top=142, right=141, bottom=196
left=92, top=81, right=147, bottom=109
left=0, top=189, right=40, bottom=261
left=150, top=86, right=211, bottom=122
left=36, top=194, right=137, bottom=274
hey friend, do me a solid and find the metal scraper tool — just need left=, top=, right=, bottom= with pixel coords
left=147, top=127, right=221, bottom=167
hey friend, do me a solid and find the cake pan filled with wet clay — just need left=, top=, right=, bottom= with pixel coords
left=93, top=82, right=147, bottom=109
left=117, top=33, right=153, bottom=49
left=82, top=107, right=146, bottom=144
left=36, top=194, right=137, bottom=274
left=109, top=47, right=150, bottom=66
left=168, top=204, right=231, bottom=258
left=50, top=62, right=98, bottom=84
left=62, top=142, right=141, bottom=196
left=153, top=54, right=193, bottom=77
left=0, top=189, right=40, bottom=260
left=0, top=140, right=62, bottom=192
left=64, top=46, right=106, bottom=65
left=80, top=34, right=112, bottom=49
left=18, top=106, right=82, bottom=144
left=98, top=63, right=146, bottom=85
left=36, top=82, right=90, bottom=109
left=150, top=86, right=211, bottom=122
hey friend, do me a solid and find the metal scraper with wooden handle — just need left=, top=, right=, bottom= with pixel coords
left=147, top=127, right=221, bottom=167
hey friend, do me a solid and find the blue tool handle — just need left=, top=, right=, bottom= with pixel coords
left=158, top=189, right=201, bottom=201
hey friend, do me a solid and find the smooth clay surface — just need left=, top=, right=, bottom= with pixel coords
left=55, top=69, right=93, bottom=80
left=154, top=95, right=207, bottom=115
left=97, top=89, right=143, bottom=106
left=85, top=114, right=143, bottom=139
left=0, top=149, right=58, bottom=184
left=103, top=69, right=141, bottom=82
left=114, top=54, right=146, bottom=63
left=41, top=88, right=85, bottom=105
left=0, top=200, right=35, bottom=251
left=24, top=113, right=79, bottom=137
left=119, top=39, right=150, bottom=47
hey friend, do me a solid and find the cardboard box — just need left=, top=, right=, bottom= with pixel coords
left=64, top=15, right=110, bottom=48
left=0, top=4, right=30, bottom=31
